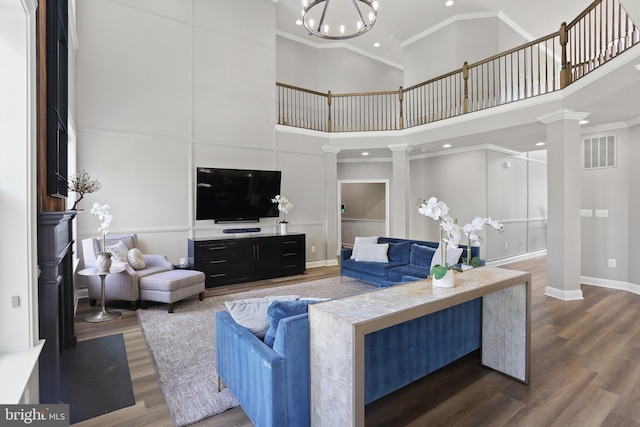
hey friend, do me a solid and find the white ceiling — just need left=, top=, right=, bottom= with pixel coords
left=276, top=0, right=594, bottom=67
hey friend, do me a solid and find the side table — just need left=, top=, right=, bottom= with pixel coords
left=78, top=264, right=126, bottom=323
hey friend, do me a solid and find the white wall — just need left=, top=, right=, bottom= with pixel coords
left=75, top=0, right=333, bottom=266
left=581, top=128, right=630, bottom=281
left=276, top=36, right=403, bottom=93
left=0, top=0, right=40, bottom=403
left=0, top=0, right=38, bottom=354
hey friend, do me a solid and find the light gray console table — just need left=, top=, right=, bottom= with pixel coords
left=308, top=267, right=531, bottom=427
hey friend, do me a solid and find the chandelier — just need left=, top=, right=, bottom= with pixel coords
left=301, top=0, right=379, bottom=40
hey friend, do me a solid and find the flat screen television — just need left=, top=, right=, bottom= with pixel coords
left=196, top=167, right=282, bottom=222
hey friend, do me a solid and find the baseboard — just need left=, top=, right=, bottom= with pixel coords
left=581, top=276, right=640, bottom=296
left=544, top=286, right=584, bottom=301
left=306, top=259, right=339, bottom=269
left=486, top=249, right=547, bottom=267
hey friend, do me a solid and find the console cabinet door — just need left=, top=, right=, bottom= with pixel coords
left=191, top=240, right=240, bottom=287
left=255, top=235, right=306, bottom=278
left=190, top=234, right=305, bottom=288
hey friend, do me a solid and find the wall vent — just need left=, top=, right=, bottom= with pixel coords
left=583, top=135, right=615, bottom=169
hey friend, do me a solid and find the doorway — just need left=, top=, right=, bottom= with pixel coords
left=338, top=180, right=390, bottom=249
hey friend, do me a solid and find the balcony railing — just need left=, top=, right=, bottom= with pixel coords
left=276, top=0, right=638, bottom=133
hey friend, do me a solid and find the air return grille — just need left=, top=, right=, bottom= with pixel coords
left=583, top=136, right=615, bottom=169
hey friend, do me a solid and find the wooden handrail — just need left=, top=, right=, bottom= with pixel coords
left=276, top=0, right=637, bottom=133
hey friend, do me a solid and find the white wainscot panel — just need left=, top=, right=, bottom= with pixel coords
left=341, top=219, right=386, bottom=247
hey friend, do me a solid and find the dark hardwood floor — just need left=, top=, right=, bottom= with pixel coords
left=72, top=255, right=640, bottom=426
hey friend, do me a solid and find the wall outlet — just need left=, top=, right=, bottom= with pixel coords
left=311, top=245, right=316, bottom=253
left=580, top=209, right=593, bottom=217
left=504, top=242, right=508, bottom=249
left=595, top=209, right=609, bottom=217
left=608, top=259, right=616, bottom=268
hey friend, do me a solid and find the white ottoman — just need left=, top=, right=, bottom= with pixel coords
left=139, top=269, right=206, bottom=313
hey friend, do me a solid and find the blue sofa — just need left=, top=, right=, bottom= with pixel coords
left=340, top=236, right=481, bottom=287
left=216, top=297, right=482, bottom=427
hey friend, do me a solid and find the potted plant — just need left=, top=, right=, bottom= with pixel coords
left=91, top=202, right=113, bottom=271
left=271, top=195, right=294, bottom=234
left=462, top=217, right=504, bottom=270
left=68, top=170, right=102, bottom=210
left=417, top=197, right=461, bottom=288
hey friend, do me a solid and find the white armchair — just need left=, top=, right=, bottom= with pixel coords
left=81, top=234, right=173, bottom=310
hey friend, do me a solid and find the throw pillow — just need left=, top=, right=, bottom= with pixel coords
left=387, top=240, right=412, bottom=263
left=264, top=299, right=319, bottom=347
left=224, top=295, right=299, bottom=338
left=430, top=244, right=464, bottom=270
left=350, top=236, right=379, bottom=259
left=106, top=241, right=129, bottom=263
left=354, top=243, right=389, bottom=263
left=127, top=248, right=146, bottom=270
left=409, top=244, right=437, bottom=268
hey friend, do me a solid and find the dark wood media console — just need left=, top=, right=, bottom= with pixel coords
left=188, top=233, right=306, bottom=288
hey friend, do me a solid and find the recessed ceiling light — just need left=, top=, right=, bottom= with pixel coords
left=373, top=42, right=380, bottom=47
left=362, top=152, right=370, bottom=156
left=445, top=0, right=454, bottom=6
left=580, top=120, right=589, bottom=125
left=443, top=144, right=452, bottom=148
left=536, top=142, right=546, bottom=146
left=295, top=19, right=302, bottom=26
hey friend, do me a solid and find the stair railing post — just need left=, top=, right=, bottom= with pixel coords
left=327, top=90, right=332, bottom=132
left=559, top=21, right=572, bottom=88
left=398, top=86, right=404, bottom=129
left=462, top=62, right=469, bottom=113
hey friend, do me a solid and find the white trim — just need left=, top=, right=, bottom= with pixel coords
left=68, top=0, right=79, bottom=50
left=581, top=121, right=631, bottom=134
left=339, top=156, right=392, bottom=164
left=276, top=30, right=404, bottom=71
left=626, top=116, right=640, bottom=127
left=544, top=286, right=584, bottom=301
left=486, top=249, right=547, bottom=267
left=402, top=11, right=535, bottom=48
left=537, top=109, right=590, bottom=124
left=306, top=259, right=338, bottom=269
left=338, top=179, right=390, bottom=250
left=581, top=276, right=640, bottom=296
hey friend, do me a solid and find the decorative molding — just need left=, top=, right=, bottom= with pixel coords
left=387, top=143, right=413, bottom=152
left=338, top=156, right=391, bottom=164
left=544, top=286, right=584, bottom=301
left=581, top=121, right=629, bottom=134
left=536, top=109, right=590, bottom=124
left=276, top=30, right=404, bottom=71
left=625, top=115, right=640, bottom=127
left=402, top=11, right=535, bottom=48
left=322, top=145, right=341, bottom=154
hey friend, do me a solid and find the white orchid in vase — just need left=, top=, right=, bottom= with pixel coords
left=91, top=202, right=113, bottom=256
left=417, top=197, right=462, bottom=280
left=462, top=216, right=504, bottom=267
left=271, top=195, right=293, bottom=224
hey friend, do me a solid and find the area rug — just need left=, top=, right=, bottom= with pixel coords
left=60, top=333, right=135, bottom=424
left=137, top=276, right=375, bottom=427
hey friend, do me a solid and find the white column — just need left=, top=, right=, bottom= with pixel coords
left=323, top=146, right=341, bottom=262
left=537, top=109, right=589, bottom=300
left=388, top=143, right=412, bottom=238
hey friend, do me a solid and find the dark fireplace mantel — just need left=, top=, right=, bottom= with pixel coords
left=38, top=210, right=77, bottom=403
